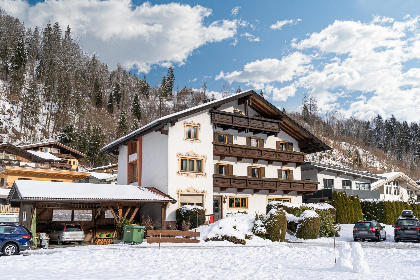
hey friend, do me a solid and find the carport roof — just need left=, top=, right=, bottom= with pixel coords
left=8, top=180, right=176, bottom=203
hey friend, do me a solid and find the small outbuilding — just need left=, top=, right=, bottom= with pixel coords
left=8, top=180, right=176, bottom=240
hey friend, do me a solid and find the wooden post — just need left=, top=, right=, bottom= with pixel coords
left=334, top=232, right=336, bottom=263
left=161, top=203, right=167, bottom=229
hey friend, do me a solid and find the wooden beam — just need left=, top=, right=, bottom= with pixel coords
left=220, top=187, right=227, bottom=191
left=123, top=207, right=132, bottom=219
left=118, top=207, right=122, bottom=220
left=129, top=207, right=139, bottom=222
left=108, top=207, right=119, bottom=223
left=161, top=203, right=167, bottom=229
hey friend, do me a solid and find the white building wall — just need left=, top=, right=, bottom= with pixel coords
left=141, top=131, right=169, bottom=191
left=166, top=110, right=214, bottom=222
left=117, top=145, right=127, bottom=185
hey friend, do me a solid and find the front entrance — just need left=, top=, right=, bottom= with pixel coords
left=213, top=196, right=222, bottom=221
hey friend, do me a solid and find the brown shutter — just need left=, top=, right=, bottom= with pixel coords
left=228, top=164, right=233, bottom=175
left=287, top=142, right=293, bottom=151
left=247, top=166, right=252, bottom=177
left=214, top=132, right=219, bottom=143
left=276, top=141, right=280, bottom=150
left=278, top=169, right=282, bottom=178
left=228, top=134, right=233, bottom=144
left=215, top=163, right=220, bottom=174
left=260, top=139, right=264, bottom=148
left=246, top=137, right=251, bottom=146
left=289, top=170, right=294, bottom=180
left=260, top=167, right=265, bottom=178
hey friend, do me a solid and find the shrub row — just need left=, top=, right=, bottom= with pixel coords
left=331, top=191, right=363, bottom=224
left=361, top=200, right=420, bottom=225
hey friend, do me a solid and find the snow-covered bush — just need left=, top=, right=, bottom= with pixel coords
left=175, top=205, right=205, bottom=229
left=265, top=209, right=287, bottom=242
left=295, top=210, right=321, bottom=239
left=201, top=213, right=254, bottom=245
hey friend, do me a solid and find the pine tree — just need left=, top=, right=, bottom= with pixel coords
left=236, top=86, right=242, bottom=93
left=113, top=83, right=122, bottom=106
left=131, top=93, right=141, bottom=121
left=117, top=111, right=128, bottom=137
left=131, top=119, right=140, bottom=131
left=107, top=92, right=114, bottom=113
left=259, top=90, right=264, bottom=97
left=93, top=78, right=102, bottom=107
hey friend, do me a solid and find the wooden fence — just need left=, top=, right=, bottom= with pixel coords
left=0, top=205, right=19, bottom=213
left=147, top=230, right=200, bottom=243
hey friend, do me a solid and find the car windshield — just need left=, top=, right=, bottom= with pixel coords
left=65, top=224, right=82, bottom=231
left=355, top=222, right=372, bottom=228
left=397, top=219, right=419, bottom=227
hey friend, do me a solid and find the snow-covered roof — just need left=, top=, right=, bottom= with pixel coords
left=27, top=150, right=62, bottom=161
left=100, top=90, right=331, bottom=154
left=371, top=172, right=419, bottom=192
left=9, top=180, right=175, bottom=202
left=89, top=172, right=116, bottom=180
left=19, top=140, right=87, bottom=158
left=87, top=163, right=118, bottom=172
left=302, top=161, right=385, bottom=180
left=0, top=188, right=10, bottom=199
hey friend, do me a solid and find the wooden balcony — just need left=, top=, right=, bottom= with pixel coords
left=213, top=174, right=318, bottom=194
left=52, top=153, right=75, bottom=159
left=0, top=159, right=21, bottom=166
left=51, top=162, right=72, bottom=169
left=211, top=110, right=281, bottom=135
left=214, top=143, right=305, bottom=165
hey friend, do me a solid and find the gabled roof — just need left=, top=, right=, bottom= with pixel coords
left=302, top=162, right=385, bottom=181
left=0, top=143, right=60, bottom=163
left=101, top=90, right=331, bottom=154
left=8, top=180, right=175, bottom=203
left=19, top=141, right=87, bottom=158
left=0, top=188, right=10, bottom=199
left=371, top=172, right=420, bottom=192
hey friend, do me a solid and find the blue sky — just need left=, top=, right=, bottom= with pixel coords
left=2, top=0, right=420, bottom=123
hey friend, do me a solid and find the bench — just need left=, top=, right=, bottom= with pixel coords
left=146, top=230, right=200, bottom=243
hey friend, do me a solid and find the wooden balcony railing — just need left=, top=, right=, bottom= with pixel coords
left=0, top=159, right=21, bottom=166
left=52, top=153, right=75, bottom=160
left=211, top=110, right=281, bottom=135
left=214, top=143, right=305, bottom=164
left=213, top=174, right=318, bottom=194
left=0, top=204, right=19, bottom=213
left=51, top=162, right=72, bottom=169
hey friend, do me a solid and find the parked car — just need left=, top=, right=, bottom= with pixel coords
left=394, top=212, right=420, bottom=242
left=0, top=223, right=33, bottom=256
left=49, top=224, right=85, bottom=244
left=353, top=221, right=386, bottom=241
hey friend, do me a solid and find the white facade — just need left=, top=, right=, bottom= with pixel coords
left=372, top=172, right=419, bottom=202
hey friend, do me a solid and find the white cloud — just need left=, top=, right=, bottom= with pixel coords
left=0, top=0, right=238, bottom=73
left=270, top=19, right=302, bottom=30
left=218, top=17, right=420, bottom=123
left=240, top=32, right=260, bottom=42
left=231, top=6, right=240, bottom=16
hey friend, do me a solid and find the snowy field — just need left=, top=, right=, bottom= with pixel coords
left=0, top=224, right=419, bottom=280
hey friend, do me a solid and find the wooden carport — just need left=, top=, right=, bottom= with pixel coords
left=7, top=180, right=176, bottom=240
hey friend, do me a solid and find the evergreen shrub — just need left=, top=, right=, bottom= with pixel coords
left=265, top=209, right=287, bottom=242
left=295, top=211, right=321, bottom=240
left=175, top=206, right=205, bottom=229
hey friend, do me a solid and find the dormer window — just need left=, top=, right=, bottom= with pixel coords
left=40, top=148, right=49, bottom=152
left=51, top=148, right=60, bottom=154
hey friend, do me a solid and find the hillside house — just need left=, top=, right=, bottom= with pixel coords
left=371, top=172, right=419, bottom=202
left=100, top=90, right=330, bottom=228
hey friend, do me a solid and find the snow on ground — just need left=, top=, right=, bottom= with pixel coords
left=0, top=224, right=419, bottom=279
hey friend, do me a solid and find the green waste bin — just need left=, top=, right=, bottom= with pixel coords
left=123, top=225, right=146, bottom=244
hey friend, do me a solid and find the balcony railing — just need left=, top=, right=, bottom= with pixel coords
left=52, top=153, right=75, bottom=160
left=51, top=162, right=72, bottom=169
left=214, top=143, right=305, bottom=164
left=211, top=110, right=281, bottom=135
left=0, top=159, right=21, bottom=166
left=213, top=174, right=318, bottom=194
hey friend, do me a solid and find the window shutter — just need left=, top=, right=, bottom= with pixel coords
left=260, top=167, right=265, bottom=178
left=260, top=139, right=264, bottom=148
left=228, top=164, right=233, bottom=175
left=228, top=134, right=233, bottom=144
left=247, top=166, right=252, bottom=176
left=289, top=170, right=294, bottom=180
left=276, top=141, right=280, bottom=150
left=215, top=163, right=220, bottom=174
left=278, top=169, right=282, bottom=178
left=214, top=132, right=219, bottom=143
left=287, top=143, right=293, bottom=151
left=246, top=137, right=251, bottom=146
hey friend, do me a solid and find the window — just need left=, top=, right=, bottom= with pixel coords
left=251, top=167, right=260, bottom=178
left=186, top=125, right=199, bottom=139
left=52, top=210, right=72, bottom=221
left=342, top=180, right=352, bottom=189
left=267, top=197, right=291, bottom=203
left=40, top=148, right=49, bottom=152
left=386, top=186, right=392, bottom=194
left=180, top=158, right=203, bottom=173
left=73, top=161, right=76, bottom=165
left=250, top=138, right=260, bottom=147
left=1, top=178, right=4, bottom=187
left=179, top=194, right=203, bottom=207
left=323, top=179, right=334, bottom=189
left=132, top=163, right=138, bottom=181
left=277, top=141, right=293, bottom=151
left=228, top=196, right=248, bottom=208
left=280, top=169, right=293, bottom=180
left=105, top=210, right=114, bottom=219
left=130, top=141, right=137, bottom=154
left=219, top=164, right=228, bottom=175
left=74, top=210, right=92, bottom=221
left=394, top=187, right=400, bottom=195
left=216, top=133, right=229, bottom=144
left=247, top=137, right=262, bottom=148
left=355, top=183, right=370, bottom=190
left=393, top=180, right=399, bottom=186
left=52, top=148, right=59, bottom=153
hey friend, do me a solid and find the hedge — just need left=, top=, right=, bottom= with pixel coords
left=360, top=200, right=420, bottom=224
left=295, top=211, right=321, bottom=239
left=331, top=191, right=363, bottom=224
left=175, top=205, right=205, bottom=229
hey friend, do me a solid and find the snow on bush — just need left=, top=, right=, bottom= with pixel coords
left=296, top=210, right=321, bottom=239
left=199, top=213, right=255, bottom=244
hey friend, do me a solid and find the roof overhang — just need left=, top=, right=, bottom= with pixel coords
left=302, top=162, right=386, bottom=181
left=0, top=166, right=90, bottom=180
left=19, top=141, right=87, bottom=158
